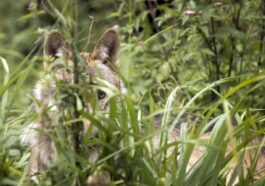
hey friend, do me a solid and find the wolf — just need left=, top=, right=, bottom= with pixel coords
left=20, top=28, right=125, bottom=181
left=21, top=28, right=265, bottom=185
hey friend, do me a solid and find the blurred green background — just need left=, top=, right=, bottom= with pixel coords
left=1, top=0, right=265, bottom=111
left=1, top=0, right=265, bottom=185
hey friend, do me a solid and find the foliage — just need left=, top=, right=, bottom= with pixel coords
left=0, top=0, right=264, bottom=185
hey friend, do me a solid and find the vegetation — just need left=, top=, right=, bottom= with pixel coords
left=0, top=0, right=265, bottom=185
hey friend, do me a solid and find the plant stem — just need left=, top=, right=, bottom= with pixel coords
left=71, top=0, right=83, bottom=158
left=41, top=0, right=67, bottom=27
left=197, top=27, right=213, bottom=81
left=228, top=5, right=241, bottom=77
left=71, top=1, right=84, bottom=185
left=258, top=0, right=265, bottom=66
left=210, top=17, right=220, bottom=93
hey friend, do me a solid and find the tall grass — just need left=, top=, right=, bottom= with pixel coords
left=1, top=56, right=264, bottom=185
left=0, top=1, right=265, bottom=186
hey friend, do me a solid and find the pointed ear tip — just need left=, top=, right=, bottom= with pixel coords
left=104, top=28, right=120, bottom=37
left=48, top=31, right=61, bottom=35
left=45, top=31, right=64, bottom=41
left=112, top=25, right=119, bottom=30
left=44, top=31, right=67, bottom=57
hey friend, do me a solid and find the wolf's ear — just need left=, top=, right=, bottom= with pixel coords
left=92, top=29, right=120, bottom=67
left=44, top=32, right=68, bottom=58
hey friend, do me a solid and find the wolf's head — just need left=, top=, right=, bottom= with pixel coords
left=43, top=28, right=125, bottom=111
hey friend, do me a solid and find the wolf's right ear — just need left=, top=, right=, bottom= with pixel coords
left=44, top=32, right=68, bottom=58
left=92, top=29, right=120, bottom=67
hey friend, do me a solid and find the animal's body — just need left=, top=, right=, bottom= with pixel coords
left=21, top=28, right=265, bottom=185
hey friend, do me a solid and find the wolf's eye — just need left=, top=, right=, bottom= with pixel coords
left=97, top=90, right=106, bottom=100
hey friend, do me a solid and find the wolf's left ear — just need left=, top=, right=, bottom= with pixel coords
left=44, top=32, right=68, bottom=58
left=92, top=29, right=120, bottom=67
